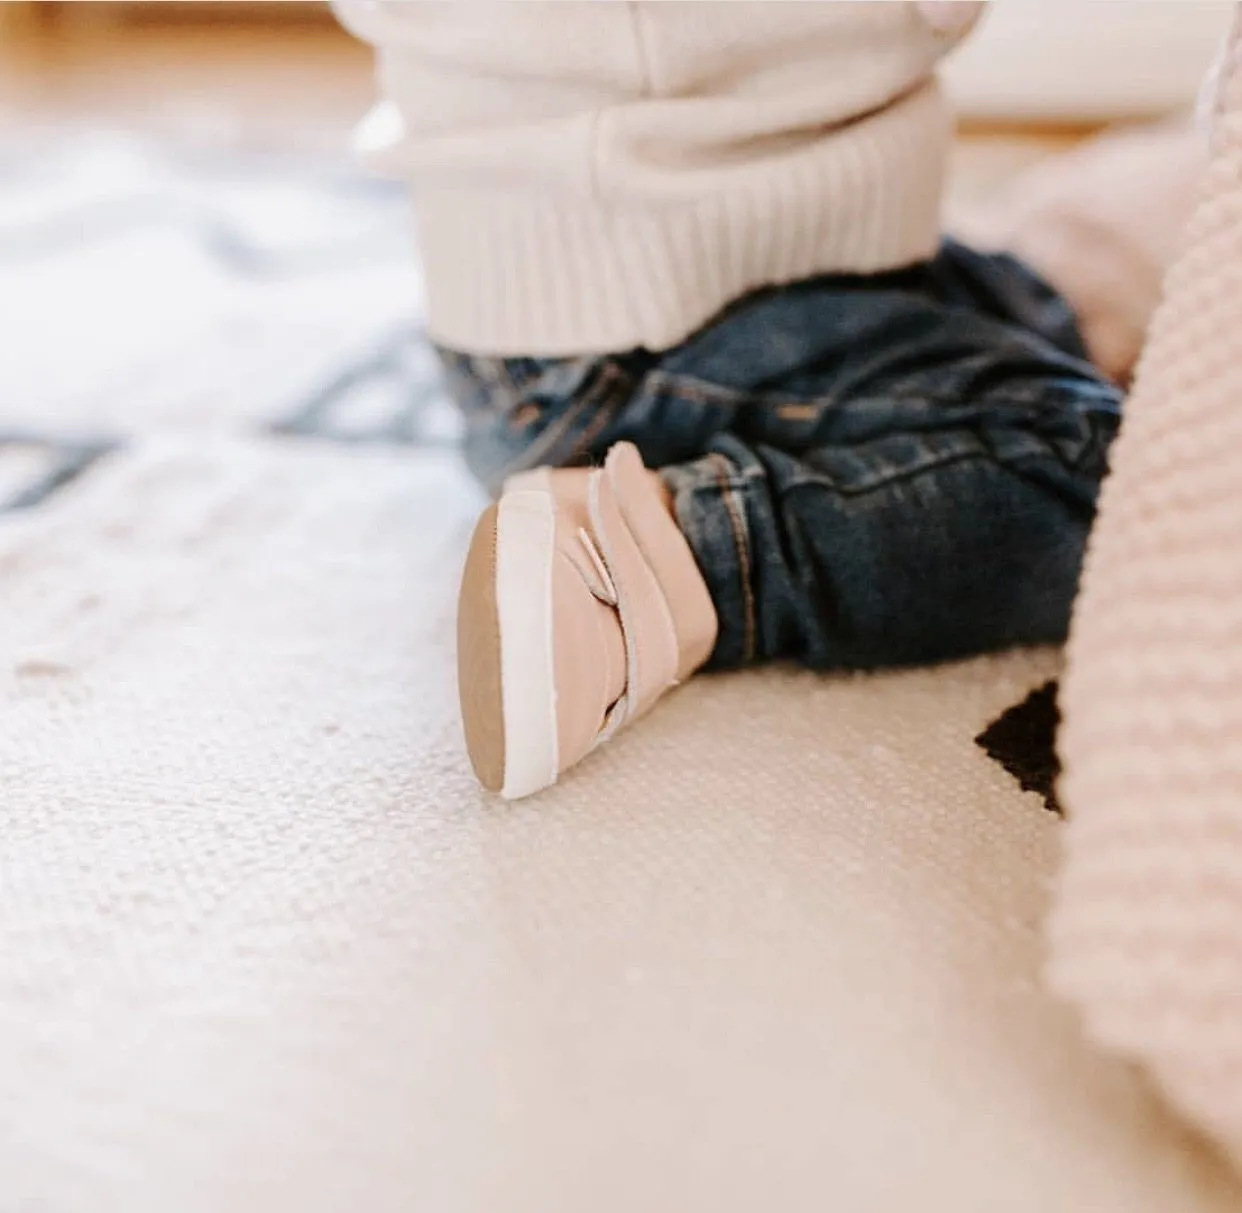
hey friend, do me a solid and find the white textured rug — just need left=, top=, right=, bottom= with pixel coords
left=2, top=137, right=1240, bottom=1212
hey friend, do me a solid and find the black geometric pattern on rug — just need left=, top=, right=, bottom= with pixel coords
left=270, top=327, right=463, bottom=449
left=1, top=139, right=460, bottom=468
left=976, top=680, right=1062, bottom=814
left=0, top=433, right=119, bottom=514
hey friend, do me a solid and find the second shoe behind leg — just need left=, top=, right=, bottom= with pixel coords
left=443, top=239, right=1122, bottom=675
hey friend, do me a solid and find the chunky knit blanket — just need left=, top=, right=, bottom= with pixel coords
left=1054, top=3, right=1242, bottom=1176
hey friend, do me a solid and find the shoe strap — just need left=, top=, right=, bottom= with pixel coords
left=586, top=459, right=681, bottom=726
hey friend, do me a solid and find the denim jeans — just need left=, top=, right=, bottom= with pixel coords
left=438, top=239, right=1122, bottom=671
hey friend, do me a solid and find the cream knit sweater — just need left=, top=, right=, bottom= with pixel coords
left=337, top=1, right=982, bottom=356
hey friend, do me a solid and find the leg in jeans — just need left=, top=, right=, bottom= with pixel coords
left=440, top=239, right=1122, bottom=673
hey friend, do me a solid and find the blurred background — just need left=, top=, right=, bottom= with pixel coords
left=0, top=2, right=371, bottom=151
left=0, top=1, right=1233, bottom=149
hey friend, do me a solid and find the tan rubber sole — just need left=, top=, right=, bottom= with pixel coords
left=457, top=504, right=506, bottom=793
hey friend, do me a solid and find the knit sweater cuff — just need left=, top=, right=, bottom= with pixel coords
left=417, top=84, right=951, bottom=358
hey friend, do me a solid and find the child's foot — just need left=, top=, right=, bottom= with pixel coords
left=456, top=442, right=717, bottom=799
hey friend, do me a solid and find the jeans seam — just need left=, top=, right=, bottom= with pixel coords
left=571, top=387, right=624, bottom=462
left=776, top=443, right=1082, bottom=500
left=645, top=369, right=1087, bottom=417
left=515, top=359, right=629, bottom=471
left=709, top=452, right=756, bottom=662
left=645, top=369, right=823, bottom=411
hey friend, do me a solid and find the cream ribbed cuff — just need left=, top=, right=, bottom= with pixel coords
left=417, top=83, right=951, bottom=357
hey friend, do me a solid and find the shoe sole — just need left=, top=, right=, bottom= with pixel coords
left=457, top=490, right=558, bottom=799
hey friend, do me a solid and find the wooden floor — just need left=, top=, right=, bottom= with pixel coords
left=0, top=13, right=376, bottom=152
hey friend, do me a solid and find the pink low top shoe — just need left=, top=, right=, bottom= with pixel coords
left=457, top=442, right=717, bottom=800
